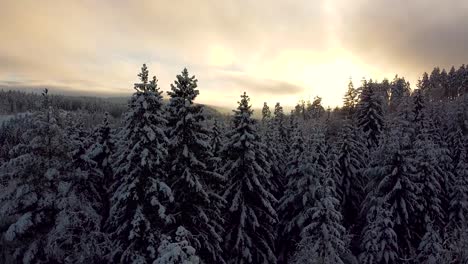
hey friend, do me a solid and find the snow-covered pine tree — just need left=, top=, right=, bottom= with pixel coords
left=362, top=138, right=420, bottom=259
left=416, top=223, right=444, bottom=264
left=292, top=175, right=346, bottom=264
left=308, top=128, right=328, bottom=172
left=359, top=201, right=399, bottom=264
left=413, top=122, right=445, bottom=231
left=88, top=112, right=115, bottom=192
left=86, top=112, right=115, bottom=233
left=447, top=133, right=468, bottom=233
left=278, top=127, right=331, bottom=263
left=208, top=118, right=225, bottom=178
left=165, top=68, right=225, bottom=264
left=356, top=80, right=384, bottom=150
left=273, top=102, right=288, bottom=171
left=277, top=122, right=306, bottom=263
left=46, top=135, right=110, bottom=263
left=222, top=92, right=278, bottom=264
left=413, top=89, right=425, bottom=123
left=343, top=79, right=358, bottom=118
left=0, top=89, right=71, bottom=263
left=107, top=64, right=173, bottom=263
left=412, top=95, right=453, bottom=233
left=211, top=119, right=223, bottom=160
left=154, top=226, right=200, bottom=264
left=261, top=115, right=284, bottom=198
left=389, top=76, right=410, bottom=112
left=337, top=122, right=366, bottom=228
left=262, top=102, right=271, bottom=125
left=326, top=145, right=343, bottom=210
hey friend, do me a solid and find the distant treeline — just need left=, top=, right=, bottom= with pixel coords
left=0, top=90, right=127, bottom=117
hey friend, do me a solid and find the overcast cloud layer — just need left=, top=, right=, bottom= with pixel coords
left=1, top=0, right=467, bottom=108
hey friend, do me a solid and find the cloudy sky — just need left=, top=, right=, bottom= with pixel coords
left=1, top=0, right=467, bottom=108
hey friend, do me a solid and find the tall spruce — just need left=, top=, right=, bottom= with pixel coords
left=343, top=79, right=358, bottom=118
left=277, top=124, right=307, bottom=263
left=337, top=122, right=366, bottom=228
left=222, top=92, right=278, bottom=264
left=107, top=65, right=173, bottom=263
left=362, top=136, right=420, bottom=258
left=292, top=175, right=346, bottom=264
left=356, top=80, right=384, bottom=149
left=359, top=202, right=399, bottom=264
left=165, top=68, right=225, bottom=264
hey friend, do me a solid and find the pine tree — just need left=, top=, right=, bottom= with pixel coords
left=222, top=92, right=278, bottom=264
left=447, top=134, right=468, bottom=233
left=273, top=102, right=287, bottom=160
left=413, top=124, right=445, bottom=230
left=47, top=142, right=110, bottom=263
left=165, top=68, right=225, bottom=264
left=209, top=119, right=224, bottom=174
left=155, top=227, right=200, bottom=264
left=363, top=144, right=419, bottom=258
left=107, top=65, right=173, bottom=263
left=88, top=112, right=115, bottom=191
left=356, top=80, right=384, bottom=149
left=343, top=80, right=358, bottom=118
left=292, top=176, right=346, bottom=264
left=413, top=89, right=425, bottom=123
left=262, top=115, right=284, bottom=198
left=262, top=102, right=271, bottom=125
left=359, top=202, right=399, bottom=264
left=416, top=224, right=444, bottom=264
left=0, top=89, right=71, bottom=263
left=417, top=72, right=431, bottom=95
left=278, top=128, right=329, bottom=263
left=337, top=122, right=366, bottom=228
left=277, top=124, right=306, bottom=263
left=389, top=75, right=410, bottom=111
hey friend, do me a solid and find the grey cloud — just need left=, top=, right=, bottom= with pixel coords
left=222, top=74, right=305, bottom=95
left=337, top=0, right=468, bottom=76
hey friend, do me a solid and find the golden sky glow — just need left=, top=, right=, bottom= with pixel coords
left=1, top=0, right=467, bottom=109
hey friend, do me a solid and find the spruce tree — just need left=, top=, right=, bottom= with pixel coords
left=337, top=122, right=366, bottom=228
left=165, top=68, right=225, bottom=264
left=277, top=124, right=306, bottom=263
left=88, top=112, right=115, bottom=192
left=278, top=128, right=329, bottom=263
left=0, top=89, right=70, bottom=263
left=363, top=141, right=419, bottom=258
left=273, top=102, right=288, bottom=165
left=343, top=80, right=357, bottom=118
left=359, top=202, right=399, bottom=264
left=292, top=176, right=346, bottom=264
left=413, top=124, right=445, bottom=230
left=155, top=227, right=200, bottom=264
left=209, top=119, right=224, bottom=174
left=447, top=134, right=468, bottom=233
left=47, top=137, right=110, bottom=263
left=416, top=224, right=444, bottom=264
left=222, top=92, right=278, bottom=264
left=356, top=80, right=384, bottom=149
left=262, top=102, right=271, bottom=125
left=107, top=65, right=173, bottom=263
left=262, top=115, right=284, bottom=198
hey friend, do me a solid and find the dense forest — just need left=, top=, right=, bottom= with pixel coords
left=0, top=63, right=467, bottom=264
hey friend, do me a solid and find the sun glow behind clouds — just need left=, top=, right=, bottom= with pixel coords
left=4, top=0, right=457, bottom=109
left=242, top=47, right=390, bottom=108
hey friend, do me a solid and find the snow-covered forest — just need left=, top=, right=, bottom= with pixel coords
left=1, top=64, right=467, bottom=264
